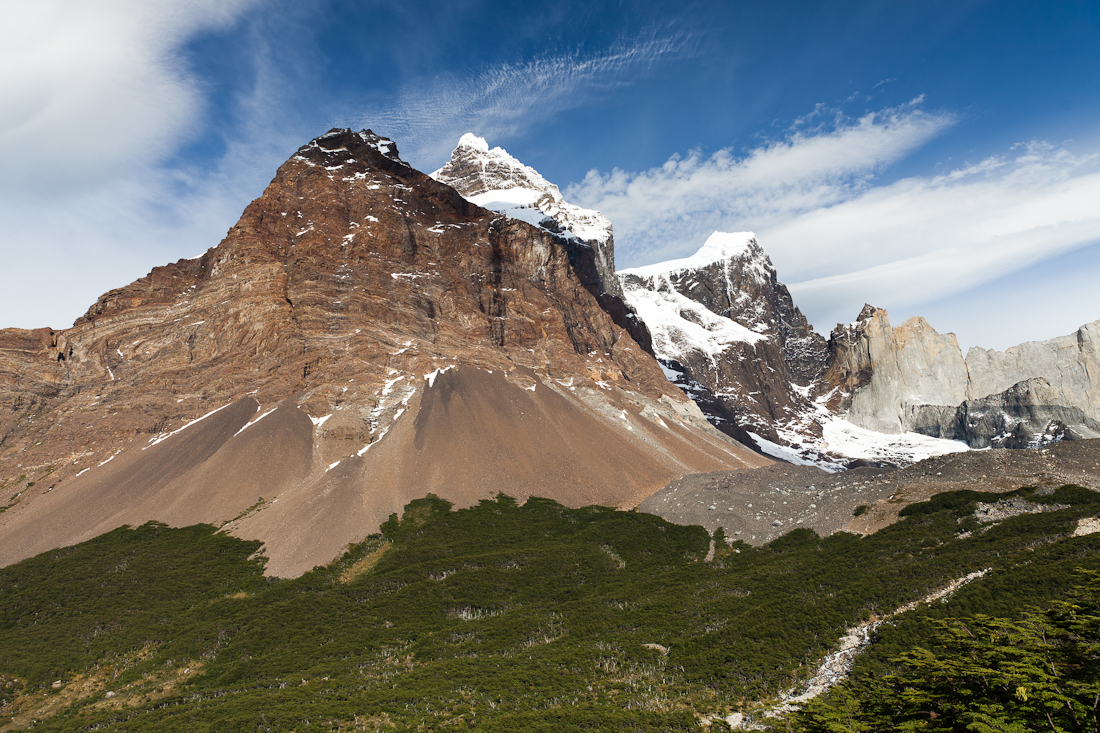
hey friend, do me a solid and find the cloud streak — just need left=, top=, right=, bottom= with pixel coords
left=782, top=143, right=1100, bottom=330
left=567, top=98, right=955, bottom=265
left=568, top=103, right=1100, bottom=337
left=352, top=31, right=690, bottom=168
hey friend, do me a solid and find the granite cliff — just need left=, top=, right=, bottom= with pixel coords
left=0, top=128, right=766, bottom=577
left=832, top=307, right=1100, bottom=447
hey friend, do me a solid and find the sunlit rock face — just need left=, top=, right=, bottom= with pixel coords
left=825, top=308, right=1100, bottom=447
left=829, top=309, right=969, bottom=434
left=432, top=133, right=652, bottom=353
left=0, top=128, right=767, bottom=577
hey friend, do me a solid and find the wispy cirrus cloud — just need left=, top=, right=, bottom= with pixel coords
left=352, top=31, right=691, bottom=168
left=781, top=142, right=1100, bottom=332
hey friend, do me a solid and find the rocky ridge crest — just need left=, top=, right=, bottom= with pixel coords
left=0, top=128, right=765, bottom=576
left=431, top=134, right=652, bottom=353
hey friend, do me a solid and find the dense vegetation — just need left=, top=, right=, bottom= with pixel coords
left=786, top=572, right=1100, bottom=732
left=0, top=485, right=1097, bottom=731
left=779, top=487, right=1100, bottom=732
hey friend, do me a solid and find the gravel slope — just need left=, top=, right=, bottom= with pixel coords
left=640, top=439, right=1100, bottom=544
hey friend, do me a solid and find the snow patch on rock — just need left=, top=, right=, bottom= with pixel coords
left=433, top=134, right=612, bottom=245
left=621, top=231, right=762, bottom=281
left=622, top=271, right=768, bottom=363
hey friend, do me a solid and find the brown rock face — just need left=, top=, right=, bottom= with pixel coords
left=819, top=304, right=882, bottom=413
left=0, top=129, right=766, bottom=576
left=432, top=134, right=654, bottom=355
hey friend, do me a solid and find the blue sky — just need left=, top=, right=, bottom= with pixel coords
left=2, top=0, right=1098, bottom=350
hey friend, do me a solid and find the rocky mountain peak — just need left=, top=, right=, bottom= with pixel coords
left=618, top=232, right=831, bottom=457
left=624, top=231, right=768, bottom=282
left=432, top=133, right=652, bottom=352
left=434, top=133, right=570, bottom=213
left=620, top=232, right=826, bottom=383
left=330, top=128, right=405, bottom=163
left=456, top=131, right=490, bottom=153
left=432, top=135, right=619, bottom=292
left=0, top=127, right=764, bottom=578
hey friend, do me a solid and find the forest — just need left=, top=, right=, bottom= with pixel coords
left=0, top=484, right=1097, bottom=731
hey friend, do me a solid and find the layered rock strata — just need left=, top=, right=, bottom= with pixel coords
left=0, top=128, right=767, bottom=577
left=432, top=134, right=652, bottom=353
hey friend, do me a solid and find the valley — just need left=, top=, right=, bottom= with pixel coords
left=1, top=480, right=1098, bottom=731
left=0, top=127, right=1097, bottom=731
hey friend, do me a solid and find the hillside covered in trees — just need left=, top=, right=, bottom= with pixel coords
left=1, top=485, right=1098, bottom=731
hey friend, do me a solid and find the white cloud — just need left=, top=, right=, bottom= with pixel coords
left=0, top=0, right=271, bottom=329
left=567, top=98, right=955, bottom=267
left=0, top=0, right=257, bottom=194
left=778, top=144, right=1100, bottom=330
left=352, top=31, right=690, bottom=168
left=569, top=103, right=1100, bottom=341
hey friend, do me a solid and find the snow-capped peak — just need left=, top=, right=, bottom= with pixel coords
left=456, top=132, right=490, bottom=153
left=431, top=133, right=613, bottom=246
left=620, top=231, right=763, bottom=280
left=617, top=232, right=774, bottom=368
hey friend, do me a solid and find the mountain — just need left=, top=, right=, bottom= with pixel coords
left=618, top=232, right=827, bottom=450
left=621, top=235, right=1100, bottom=467
left=2, top=131, right=1099, bottom=733
left=618, top=235, right=974, bottom=469
left=830, top=306, right=1100, bottom=447
left=0, top=128, right=766, bottom=577
left=430, top=137, right=1099, bottom=469
left=432, top=133, right=653, bottom=353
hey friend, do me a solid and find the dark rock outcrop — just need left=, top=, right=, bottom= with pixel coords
left=907, top=377, right=1100, bottom=448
